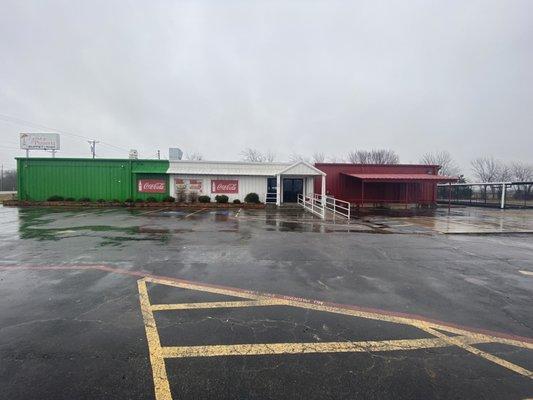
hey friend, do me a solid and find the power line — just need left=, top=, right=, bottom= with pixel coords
left=88, top=140, right=99, bottom=159
left=0, top=113, right=131, bottom=154
left=0, top=144, right=20, bottom=150
left=0, top=137, right=20, bottom=146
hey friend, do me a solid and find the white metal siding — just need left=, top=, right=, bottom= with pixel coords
left=170, top=174, right=270, bottom=202
left=167, top=160, right=324, bottom=177
left=306, top=176, right=315, bottom=196
left=167, top=161, right=291, bottom=176
left=280, top=163, right=324, bottom=176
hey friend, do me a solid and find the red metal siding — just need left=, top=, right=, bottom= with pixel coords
left=314, top=164, right=441, bottom=205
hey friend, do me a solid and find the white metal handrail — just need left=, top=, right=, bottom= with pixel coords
left=313, top=193, right=351, bottom=220
left=265, top=192, right=277, bottom=203
left=297, top=194, right=325, bottom=219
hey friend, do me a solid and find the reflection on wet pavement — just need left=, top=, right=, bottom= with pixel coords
left=359, top=208, right=533, bottom=234
left=0, top=206, right=531, bottom=246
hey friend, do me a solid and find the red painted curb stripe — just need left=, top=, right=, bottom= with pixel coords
left=1, top=264, right=532, bottom=345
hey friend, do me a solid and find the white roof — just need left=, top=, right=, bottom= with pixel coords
left=167, top=160, right=325, bottom=176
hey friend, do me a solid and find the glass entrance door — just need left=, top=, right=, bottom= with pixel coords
left=282, top=178, right=303, bottom=203
left=266, top=177, right=277, bottom=203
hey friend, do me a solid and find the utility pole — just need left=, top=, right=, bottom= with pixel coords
left=88, top=140, right=99, bottom=159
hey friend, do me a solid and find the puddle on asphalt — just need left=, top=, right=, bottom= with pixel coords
left=155, top=211, right=188, bottom=217
left=8, top=206, right=533, bottom=239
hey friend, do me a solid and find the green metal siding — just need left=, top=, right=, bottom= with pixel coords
left=17, top=158, right=169, bottom=201
left=132, top=160, right=169, bottom=174
left=133, top=173, right=170, bottom=201
left=130, top=160, right=170, bottom=201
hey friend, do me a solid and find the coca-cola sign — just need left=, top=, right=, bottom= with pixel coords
left=211, top=179, right=238, bottom=194
left=138, top=179, right=166, bottom=193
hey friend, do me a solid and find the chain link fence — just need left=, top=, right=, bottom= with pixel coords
left=437, top=182, right=533, bottom=209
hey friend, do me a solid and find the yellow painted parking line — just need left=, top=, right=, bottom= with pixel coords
left=161, top=337, right=462, bottom=358
left=138, top=276, right=533, bottom=399
left=3, top=263, right=530, bottom=395
left=519, top=270, right=533, bottom=276
left=422, top=327, right=533, bottom=378
left=428, top=325, right=533, bottom=351
left=150, top=299, right=280, bottom=311
left=142, top=276, right=533, bottom=350
left=281, top=298, right=533, bottom=352
left=143, top=276, right=266, bottom=300
left=137, top=279, right=172, bottom=400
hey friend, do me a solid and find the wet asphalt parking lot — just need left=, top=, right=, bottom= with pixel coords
left=0, top=205, right=532, bottom=399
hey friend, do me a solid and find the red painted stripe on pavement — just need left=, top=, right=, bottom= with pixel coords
left=0, top=264, right=531, bottom=345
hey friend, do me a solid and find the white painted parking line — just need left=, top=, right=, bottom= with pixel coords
left=69, top=208, right=120, bottom=218
left=183, top=208, right=207, bottom=218
left=138, top=208, right=168, bottom=215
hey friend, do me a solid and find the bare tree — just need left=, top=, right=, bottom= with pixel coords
left=240, top=148, right=276, bottom=162
left=420, top=151, right=460, bottom=176
left=470, top=156, right=501, bottom=182
left=185, top=152, right=203, bottom=161
left=347, top=149, right=399, bottom=164
left=471, top=156, right=511, bottom=199
left=497, top=164, right=513, bottom=182
left=511, top=162, right=533, bottom=182
left=511, top=162, right=533, bottom=199
left=327, top=155, right=345, bottom=163
left=264, top=150, right=276, bottom=163
left=289, top=153, right=310, bottom=163
left=0, top=169, right=17, bottom=191
left=347, top=150, right=370, bottom=164
left=240, top=148, right=265, bottom=162
left=312, top=152, right=326, bottom=163
left=372, top=149, right=400, bottom=164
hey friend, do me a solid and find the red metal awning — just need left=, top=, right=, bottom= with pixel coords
left=341, top=172, right=457, bottom=183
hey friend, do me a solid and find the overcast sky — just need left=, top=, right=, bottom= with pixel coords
left=1, top=0, right=532, bottom=175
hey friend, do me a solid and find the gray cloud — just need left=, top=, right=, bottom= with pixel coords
left=1, top=0, right=532, bottom=176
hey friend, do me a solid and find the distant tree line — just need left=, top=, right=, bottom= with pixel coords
left=239, top=148, right=530, bottom=183
left=1, top=169, right=17, bottom=191
left=238, top=148, right=402, bottom=165
left=235, top=147, right=531, bottom=186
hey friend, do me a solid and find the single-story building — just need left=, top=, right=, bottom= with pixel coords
left=314, top=163, right=457, bottom=207
left=16, top=158, right=325, bottom=204
left=167, top=160, right=324, bottom=204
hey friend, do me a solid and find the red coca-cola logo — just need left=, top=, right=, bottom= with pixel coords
left=138, top=179, right=166, bottom=193
left=211, top=180, right=238, bottom=194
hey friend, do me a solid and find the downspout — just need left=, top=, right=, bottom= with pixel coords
left=448, top=182, right=451, bottom=212
left=276, top=174, right=281, bottom=206
left=130, top=159, right=133, bottom=200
